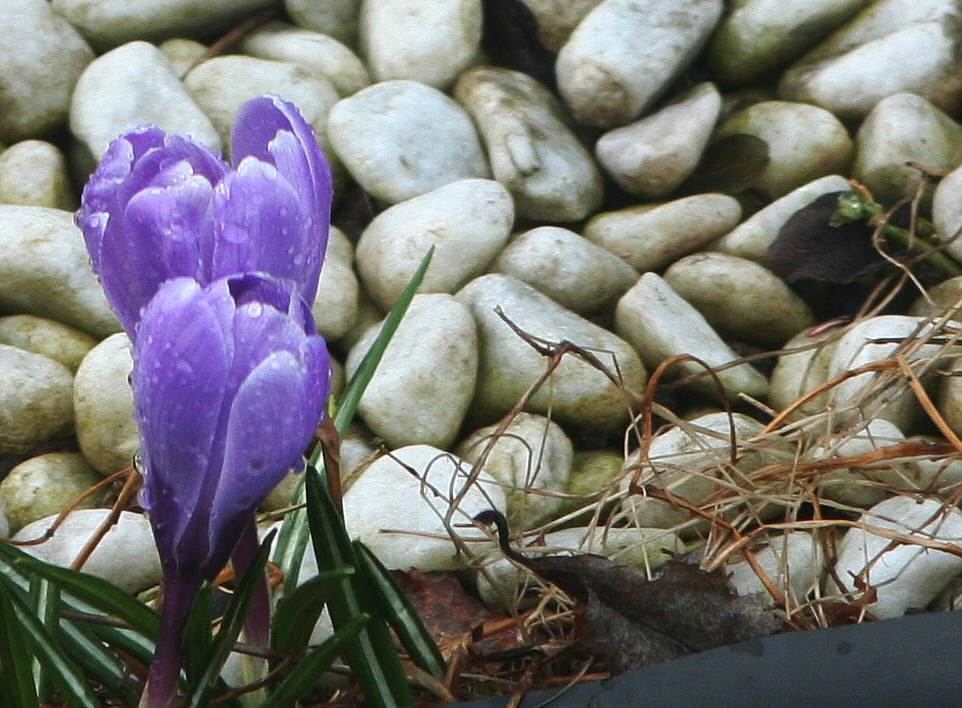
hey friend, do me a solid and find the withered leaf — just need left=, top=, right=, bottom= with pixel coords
left=528, top=554, right=780, bottom=673
left=394, top=569, right=503, bottom=646
left=475, top=511, right=780, bottom=675
left=768, top=191, right=887, bottom=284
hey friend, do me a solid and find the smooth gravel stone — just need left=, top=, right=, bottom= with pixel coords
left=286, top=0, right=360, bottom=46
left=853, top=93, right=962, bottom=205
left=491, top=226, right=637, bottom=314
left=726, top=532, right=823, bottom=602
left=336, top=289, right=383, bottom=354
left=565, top=450, right=622, bottom=500
left=0, top=345, right=73, bottom=446
left=328, top=80, right=489, bottom=204
left=0, top=0, right=93, bottom=142
left=457, top=274, right=648, bottom=432
left=311, top=227, right=358, bottom=341
left=937, top=357, right=962, bottom=441
left=713, top=174, right=851, bottom=263
left=615, top=273, right=768, bottom=400
left=356, top=179, right=513, bottom=311
left=71, top=41, right=221, bottom=164
left=344, top=444, right=505, bottom=571
left=74, top=333, right=138, bottom=476
left=910, top=437, right=962, bottom=495
left=931, top=164, right=962, bottom=262
left=360, top=0, right=482, bottom=88
left=0, top=315, right=96, bottom=372
left=707, top=0, right=870, bottom=86
left=813, top=418, right=903, bottom=508
left=51, top=0, right=276, bottom=50
left=828, top=496, right=962, bottom=619
left=829, top=316, right=940, bottom=432
left=0, top=140, right=73, bottom=210
left=768, top=328, right=839, bottom=416
left=710, top=101, right=852, bottom=199
left=184, top=55, right=340, bottom=160
left=0, top=453, right=103, bottom=534
left=556, top=0, right=723, bottom=127
left=478, top=526, right=683, bottom=608
left=908, top=276, right=962, bottom=321
left=157, top=38, right=207, bottom=77
left=520, top=0, right=604, bottom=51
left=455, top=67, right=603, bottom=221
left=457, top=413, right=573, bottom=529
left=663, top=252, right=815, bottom=348
left=619, top=412, right=766, bottom=528
left=239, top=22, right=370, bottom=97
left=595, top=82, right=721, bottom=199
left=14, top=510, right=161, bottom=594
left=0, top=206, right=118, bottom=339
left=584, top=194, right=741, bottom=272
left=346, top=294, right=477, bottom=449
left=779, top=0, right=962, bottom=122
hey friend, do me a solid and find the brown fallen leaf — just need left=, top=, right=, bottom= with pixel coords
left=474, top=510, right=781, bottom=675
left=394, top=569, right=504, bottom=648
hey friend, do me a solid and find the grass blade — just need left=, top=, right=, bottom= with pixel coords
left=271, top=568, right=352, bottom=658
left=0, top=574, right=38, bottom=708
left=183, top=581, right=214, bottom=690
left=305, top=465, right=412, bottom=707
left=58, top=620, right=141, bottom=706
left=0, top=574, right=100, bottom=708
left=273, top=246, right=435, bottom=594
left=2, top=540, right=147, bottom=704
left=29, top=575, right=59, bottom=701
left=260, top=614, right=368, bottom=708
left=332, top=245, right=436, bottom=436
left=185, top=530, right=276, bottom=708
left=15, top=556, right=160, bottom=640
left=354, top=541, right=446, bottom=680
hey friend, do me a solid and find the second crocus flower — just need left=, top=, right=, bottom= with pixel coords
left=76, top=96, right=333, bottom=336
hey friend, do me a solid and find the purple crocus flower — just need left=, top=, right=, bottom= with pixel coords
left=76, top=95, right=333, bottom=336
left=133, top=273, right=331, bottom=708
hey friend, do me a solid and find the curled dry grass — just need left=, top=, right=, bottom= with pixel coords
left=447, top=285, right=962, bottom=659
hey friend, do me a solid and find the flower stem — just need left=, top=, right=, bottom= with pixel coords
left=231, top=518, right=270, bottom=704
left=140, top=573, right=200, bottom=708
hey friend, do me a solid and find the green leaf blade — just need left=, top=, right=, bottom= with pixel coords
left=260, top=614, right=368, bottom=708
left=0, top=575, right=39, bottom=708
left=354, top=541, right=445, bottom=680
left=1, top=575, right=100, bottom=708
left=15, top=556, right=160, bottom=640
left=185, top=530, right=276, bottom=708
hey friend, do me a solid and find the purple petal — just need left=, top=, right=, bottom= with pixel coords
left=77, top=128, right=229, bottom=335
left=207, top=349, right=319, bottom=552
left=132, top=278, right=232, bottom=568
left=226, top=273, right=317, bottom=334
left=97, top=173, right=213, bottom=333
left=76, top=127, right=168, bottom=271
left=209, top=158, right=314, bottom=296
left=231, top=96, right=333, bottom=301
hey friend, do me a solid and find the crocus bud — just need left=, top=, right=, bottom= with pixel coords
left=132, top=273, right=330, bottom=708
left=133, top=273, right=329, bottom=582
left=77, top=96, right=333, bottom=336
